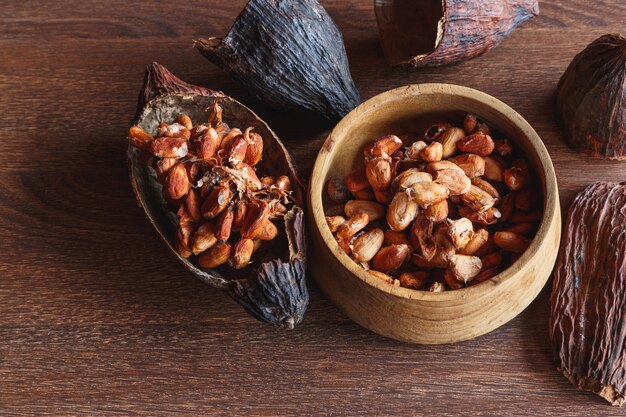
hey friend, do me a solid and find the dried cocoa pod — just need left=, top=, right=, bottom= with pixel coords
left=550, top=182, right=626, bottom=405
left=194, top=0, right=360, bottom=120
left=128, top=63, right=308, bottom=328
left=374, top=0, right=538, bottom=67
left=555, top=34, right=626, bottom=160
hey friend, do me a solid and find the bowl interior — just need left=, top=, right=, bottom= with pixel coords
left=310, top=83, right=557, bottom=301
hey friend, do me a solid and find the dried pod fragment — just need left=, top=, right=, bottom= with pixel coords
left=555, top=34, right=626, bottom=160
left=128, top=63, right=308, bottom=328
left=374, top=0, right=539, bottom=67
left=194, top=0, right=360, bottom=120
left=550, top=182, right=626, bottom=405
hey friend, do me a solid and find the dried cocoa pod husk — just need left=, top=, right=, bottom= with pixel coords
left=128, top=63, right=308, bottom=328
left=194, top=0, right=360, bottom=120
left=550, top=182, right=626, bottom=406
left=555, top=34, right=626, bottom=160
left=374, top=0, right=538, bottom=67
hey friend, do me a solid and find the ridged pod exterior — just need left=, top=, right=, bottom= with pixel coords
left=194, top=0, right=360, bottom=120
left=550, top=182, right=626, bottom=406
left=127, top=63, right=309, bottom=328
left=375, top=0, right=539, bottom=67
left=556, top=34, right=626, bottom=160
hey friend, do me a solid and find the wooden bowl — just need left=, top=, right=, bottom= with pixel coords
left=308, top=84, right=561, bottom=344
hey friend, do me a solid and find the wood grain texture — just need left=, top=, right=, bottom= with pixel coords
left=0, top=0, right=625, bottom=415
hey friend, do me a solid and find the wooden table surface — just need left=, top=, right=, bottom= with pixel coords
left=1, top=0, right=625, bottom=415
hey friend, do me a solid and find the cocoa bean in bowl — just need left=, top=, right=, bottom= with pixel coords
left=308, top=84, right=561, bottom=344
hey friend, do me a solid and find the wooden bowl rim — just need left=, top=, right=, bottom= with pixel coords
left=309, top=83, right=559, bottom=302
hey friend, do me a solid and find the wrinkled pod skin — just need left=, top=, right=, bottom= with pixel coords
left=555, top=34, right=626, bottom=160
left=127, top=62, right=309, bottom=328
left=194, top=0, right=360, bottom=120
left=374, top=0, right=538, bottom=67
left=550, top=182, right=626, bottom=406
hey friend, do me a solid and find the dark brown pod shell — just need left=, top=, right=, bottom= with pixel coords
left=127, top=62, right=308, bottom=328
left=374, top=0, right=539, bottom=67
left=550, top=182, right=626, bottom=406
left=555, top=34, right=626, bottom=160
left=194, top=0, right=360, bottom=120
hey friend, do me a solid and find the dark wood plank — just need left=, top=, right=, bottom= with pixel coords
left=0, top=0, right=625, bottom=415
